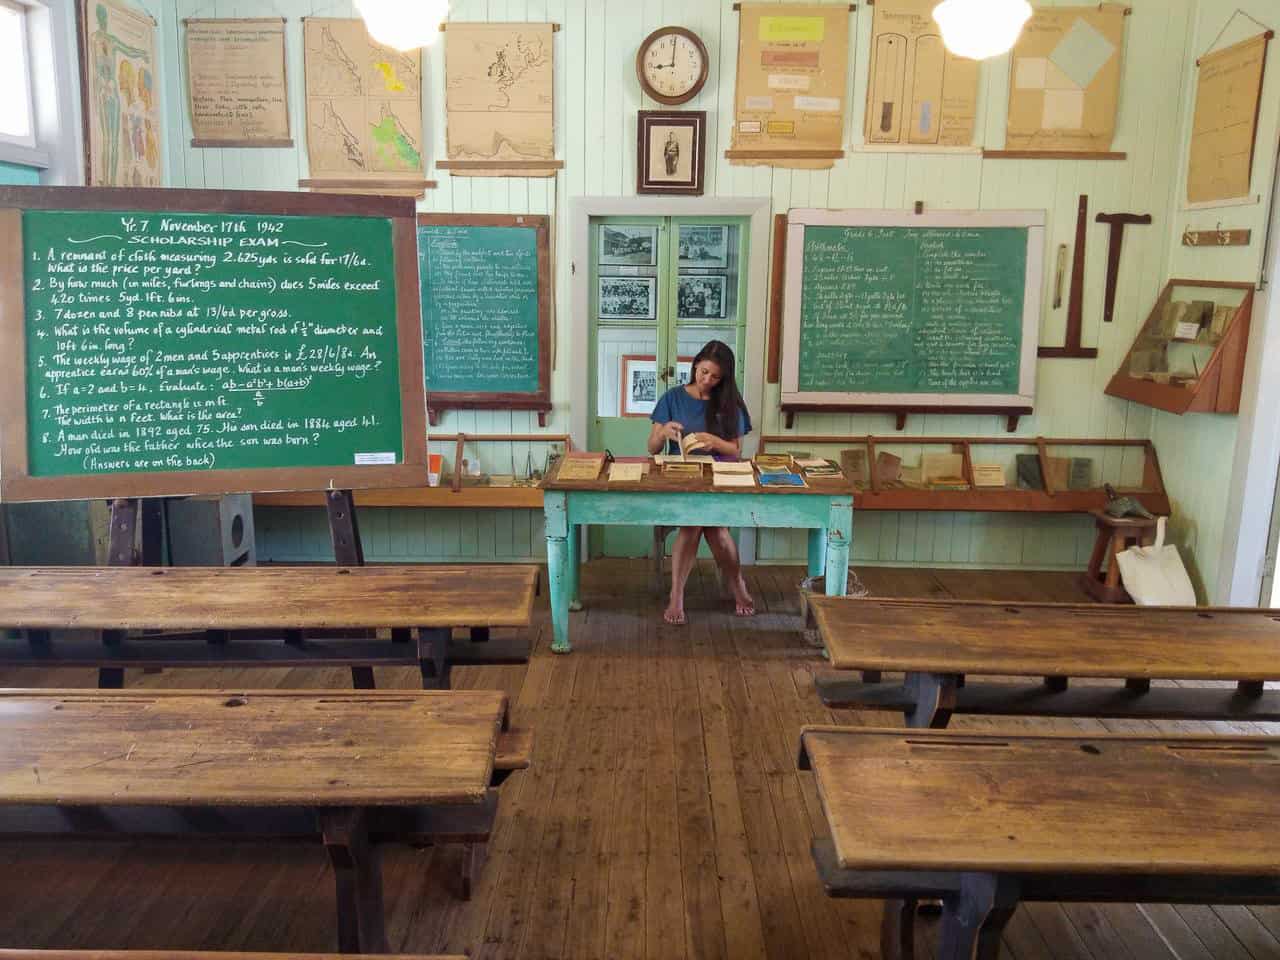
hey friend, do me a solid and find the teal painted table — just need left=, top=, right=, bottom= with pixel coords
left=541, top=467, right=854, bottom=653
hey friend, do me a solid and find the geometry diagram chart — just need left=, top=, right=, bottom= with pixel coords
left=443, top=23, right=559, bottom=177
left=864, top=0, right=978, bottom=148
left=1006, top=4, right=1126, bottom=153
left=302, top=18, right=427, bottom=192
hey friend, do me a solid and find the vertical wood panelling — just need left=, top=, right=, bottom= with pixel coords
left=143, top=0, right=1249, bottom=573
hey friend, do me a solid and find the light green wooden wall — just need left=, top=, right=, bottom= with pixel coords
left=139, top=0, right=1262, bottom=579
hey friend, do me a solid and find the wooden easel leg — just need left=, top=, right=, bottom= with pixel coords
left=880, top=898, right=917, bottom=960
left=418, top=627, right=452, bottom=690
left=320, top=808, right=389, bottom=954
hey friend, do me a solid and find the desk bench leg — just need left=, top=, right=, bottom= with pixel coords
left=351, top=667, right=375, bottom=689
left=905, top=672, right=958, bottom=729
left=320, top=808, right=390, bottom=954
left=418, top=627, right=452, bottom=689
left=881, top=898, right=917, bottom=960
left=99, top=629, right=125, bottom=689
left=939, top=873, right=1019, bottom=960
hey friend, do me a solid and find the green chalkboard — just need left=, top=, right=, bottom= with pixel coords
left=781, top=212, right=1044, bottom=414
left=417, top=214, right=551, bottom=422
left=0, top=187, right=427, bottom=502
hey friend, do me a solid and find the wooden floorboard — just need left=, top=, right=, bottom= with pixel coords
left=0, top=560, right=1278, bottom=959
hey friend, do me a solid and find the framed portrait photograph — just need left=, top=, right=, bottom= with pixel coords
left=599, top=224, right=658, bottom=265
left=637, top=110, right=706, bottom=195
left=679, top=224, right=729, bottom=268
left=620, top=354, right=694, bottom=417
left=677, top=275, right=727, bottom=319
left=599, top=275, right=657, bottom=319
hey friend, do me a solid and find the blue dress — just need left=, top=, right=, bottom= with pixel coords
left=650, top=386, right=752, bottom=456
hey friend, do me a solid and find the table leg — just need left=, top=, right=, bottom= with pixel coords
left=807, top=528, right=828, bottom=578
left=567, top=522, right=582, bottom=612
left=823, top=500, right=853, bottom=597
left=544, top=491, right=573, bottom=654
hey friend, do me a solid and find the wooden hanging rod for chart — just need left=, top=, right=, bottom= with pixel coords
left=1197, top=30, right=1273, bottom=66
left=440, top=22, right=560, bottom=31
left=734, top=3, right=855, bottom=8
left=725, top=149, right=845, bottom=161
left=182, top=17, right=287, bottom=24
left=435, top=160, right=564, bottom=170
left=863, top=0, right=1126, bottom=6
left=983, top=150, right=1128, bottom=161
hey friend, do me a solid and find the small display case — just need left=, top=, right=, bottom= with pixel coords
left=1105, top=279, right=1255, bottom=415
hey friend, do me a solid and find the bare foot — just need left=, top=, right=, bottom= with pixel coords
left=663, top=601, right=687, bottom=625
left=732, top=576, right=756, bottom=617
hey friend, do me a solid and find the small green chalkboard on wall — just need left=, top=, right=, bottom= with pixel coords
left=780, top=208, right=1045, bottom=421
left=418, top=214, right=552, bottom=426
left=0, top=186, right=427, bottom=502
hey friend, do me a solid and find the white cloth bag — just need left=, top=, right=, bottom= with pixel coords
left=1115, top=516, right=1197, bottom=606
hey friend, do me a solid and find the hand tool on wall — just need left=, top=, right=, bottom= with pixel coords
left=1039, top=195, right=1098, bottom=359
left=1096, top=211, right=1152, bottom=323
left=1052, top=243, right=1068, bottom=309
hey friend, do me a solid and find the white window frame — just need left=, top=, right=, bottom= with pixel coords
left=0, top=0, right=38, bottom=151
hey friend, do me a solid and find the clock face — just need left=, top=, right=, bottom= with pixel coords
left=641, top=31, right=706, bottom=101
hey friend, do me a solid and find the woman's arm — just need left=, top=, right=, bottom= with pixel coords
left=648, top=420, right=683, bottom=455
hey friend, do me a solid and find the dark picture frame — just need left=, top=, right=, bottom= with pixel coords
left=637, top=110, right=706, bottom=196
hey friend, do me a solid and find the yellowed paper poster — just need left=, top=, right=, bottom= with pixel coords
left=1188, top=34, right=1270, bottom=205
left=443, top=23, right=557, bottom=178
left=81, top=0, right=161, bottom=186
left=1006, top=5, right=1125, bottom=153
left=864, top=0, right=978, bottom=148
left=185, top=19, right=291, bottom=147
left=730, top=4, right=850, bottom=169
left=302, top=18, right=425, bottom=191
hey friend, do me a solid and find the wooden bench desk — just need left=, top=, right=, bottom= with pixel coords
left=810, top=597, right=1280, bottom=727
left=0, top=953, right=466, bottom=960
left=0, top=565, right=539, bottom=689
left=799, top=726, right=1280, bottom=960
left=0, top=689, right=529, bottom=954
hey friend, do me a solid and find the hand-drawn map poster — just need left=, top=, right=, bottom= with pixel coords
left=864, top=0, right=978, bottom=148
left=1006, top=4, right=1126, bottom=153
left=79, top=0, right=162, bottom=187
left=729, top=4, right=850, bottom=169
left=441, top=23, right=560, bottom=178
left=1188, top=33, right=1271, bottom=205
left=184, top=18, right=291, bottom=147
left=301, top=18, right=428, bottom=195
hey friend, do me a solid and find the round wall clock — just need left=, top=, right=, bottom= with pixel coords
left=636, top=26, right=710, bottom=106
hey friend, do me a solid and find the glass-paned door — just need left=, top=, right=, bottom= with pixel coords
left=588, top=215, right=749, bottom=558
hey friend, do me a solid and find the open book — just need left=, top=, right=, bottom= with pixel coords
left=678, top=431, right=710, bottom=460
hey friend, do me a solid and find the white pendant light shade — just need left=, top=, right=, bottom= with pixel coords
left=932, top=0, right=1032, bottom=60
left=355, top=0, right=449, bottom=51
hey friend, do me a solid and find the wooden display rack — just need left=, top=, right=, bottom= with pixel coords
left=760, top=435, right=1170, bottom=515
left=1105, top=279, right=1255, bottom=415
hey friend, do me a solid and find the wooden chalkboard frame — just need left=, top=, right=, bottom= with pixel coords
left=417, top=214, right=553, bottom=426
left=780, top=208, right=1046, bottom=422
left=0, top=186, right=428, bottom=502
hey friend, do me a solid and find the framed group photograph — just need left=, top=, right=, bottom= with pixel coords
left=637, top=110, right=706, bottom=195
left=599, top=224, right=658, bottom=265
left=677, top=275, right=727, bottom=319
left=620, top=354, right=693, bottom=417
left=678, top=224, right=729, bottom=268
left=599, top=276, right=657, bottom=319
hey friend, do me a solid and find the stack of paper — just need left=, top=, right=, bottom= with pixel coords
left=712, top=460, right=755, bottom=487
left=608, top=462, right=645, bottom=483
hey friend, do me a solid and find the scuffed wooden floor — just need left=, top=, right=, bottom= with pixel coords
left=0, top=559, right=1277, bottom=959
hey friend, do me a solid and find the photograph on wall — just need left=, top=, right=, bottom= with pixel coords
left=599, top=224, right=658, bottom=266
left=599, top=276, right=657, bottom=319
left=185, top=18, right=292, bottom=147
left=621, top=354, right=694, bottom=416
left=81, top=0, right=162, bottom=186
left=679, top=225, right=729, bottom=268
left=678, top=275, right=727, bottom=320
left=637, top=111, right=706, bottom=195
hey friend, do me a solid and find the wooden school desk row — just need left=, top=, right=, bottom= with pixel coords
left=798, top=597, right=1280, bottom=959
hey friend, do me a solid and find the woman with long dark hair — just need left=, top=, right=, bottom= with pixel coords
left=647, top=339, right=754, bottom=624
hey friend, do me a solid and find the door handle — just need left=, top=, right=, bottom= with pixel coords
left=659, top=365, right=674, bottom=382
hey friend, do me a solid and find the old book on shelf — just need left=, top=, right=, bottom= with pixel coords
left=972, top=463, right=1006, bottom=488
left=841, top=448, right=869, bottom=487
left=1015, top=454, right=1044, bottom=491
left=1068, top=458, right=1094, bottom=490
left=875, top=452, right=903, bottom=486
left=922, top=452, right=965, bottom=486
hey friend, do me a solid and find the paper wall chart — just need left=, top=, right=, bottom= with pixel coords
left=302, top=18, right=426, bottom=193
left=185, top=18, right=291, bottom=147
left=1187, top=33, right=1271, bottom=205
left=1006, top=4, right=1126, bottom=153
left=728, top=4, right=850, bottom=168
left=442, top=23, right=559, bottom=177
left=80, top=0, right=162, bottom=186
left=864, top=0, right=978, bottom=148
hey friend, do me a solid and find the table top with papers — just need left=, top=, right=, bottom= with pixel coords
left=544, top=457, right=854, bottom=495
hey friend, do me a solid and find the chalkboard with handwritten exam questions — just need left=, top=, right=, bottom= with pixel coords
left=780, top=209, right=1045, bottom=418
left=0, top=187, right=427, bottom=502
left=417, top=214, right=552, bottom=425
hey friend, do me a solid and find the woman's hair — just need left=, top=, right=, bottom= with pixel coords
left=692, top=339, right=748, bottom=440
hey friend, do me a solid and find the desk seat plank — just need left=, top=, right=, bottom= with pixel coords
left=0, top=953, right=467, bottom=960
left=0, top=689, right=507, bottom=806
left=0, top=566, right=538, bottom=631
left=811, top=597, right=1280, bottom=681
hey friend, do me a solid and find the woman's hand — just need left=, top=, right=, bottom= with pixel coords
left=658, top=421, right=684, bottom=443
left=683, top=432, right=711, bottom=453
